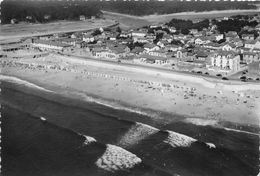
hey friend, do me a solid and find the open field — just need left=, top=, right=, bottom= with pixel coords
left=0, top=19, right=116, bottom=43
left=102, top=11, right=150, bottom=30
left=103, top=9, right=260, bottom=26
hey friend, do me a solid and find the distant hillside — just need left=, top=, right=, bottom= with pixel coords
left=1, top=0, right=102, bottom=24
left=96, top=1, right=257, bottom=16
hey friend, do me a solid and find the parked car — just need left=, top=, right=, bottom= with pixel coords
left=240, top=76, right=246, bottom=80
left=222, top=77, right=229, bottom=80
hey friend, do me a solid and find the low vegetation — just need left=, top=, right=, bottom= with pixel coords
left=1, top=0, right=101, bottom=24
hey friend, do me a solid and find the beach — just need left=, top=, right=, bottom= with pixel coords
left=1, top=53, right=260, bottom=128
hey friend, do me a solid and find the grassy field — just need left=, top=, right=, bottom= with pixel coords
left=102, top=11, right=150, bottom=29
left=104, top=9, right=260, bottom=27
left=0, top=19, right=116, bottom=43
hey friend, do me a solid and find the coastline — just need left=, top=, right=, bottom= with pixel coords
left=3, top=83, right=259, bottom=176
left=1, top=73, right=259, bottom=134
left=1, top=53, right=260, bottom=129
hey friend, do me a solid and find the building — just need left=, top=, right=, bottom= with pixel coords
left=221, top=43, right=236, bottom=51
left=137, top=54, right=169, bottom=65
left=143, top=43, right=160, bottom=52
left=242, top=34, right=255, bottom=41
left=244, top=40, right=258, bottom=50
left=32, top=39, right=71, bottom=51
left=194, top=37, right=211, bottom=45
left=83, top=34, right=95, bottom=43
left=242, top=52, right=259, bottom=64
left=131, top=31, right=146, bottom=38
left=92, top=48, right=118, bottom=60
left=225, top=31, right=239, bottom=41
left=11, top=18, right=17, bottom=24
left=207, top=51, right=240, bottom=73
left=79, top=15, right=86, bottom=21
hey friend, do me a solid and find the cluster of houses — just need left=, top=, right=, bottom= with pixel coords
left=4, top=15, right=260, bottom=78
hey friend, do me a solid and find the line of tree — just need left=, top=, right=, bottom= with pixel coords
left=1, top=0, right=102, bottom=24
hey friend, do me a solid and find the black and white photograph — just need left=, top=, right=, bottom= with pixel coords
left=0, top=0, right=260, bottom=175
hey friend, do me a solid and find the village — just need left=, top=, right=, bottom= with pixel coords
left=1, top=14, right=260, bottom=82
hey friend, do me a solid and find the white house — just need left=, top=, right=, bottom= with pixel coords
left=143, top=43, right=160, bottom=52
left=83, top=34, right=95, bottom=43
left=131, top=31, right=146, bottom=38
left=222, top=43, right=236, bottom=51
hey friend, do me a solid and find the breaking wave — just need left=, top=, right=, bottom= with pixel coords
left=117, top=122, right=159, bottom=148
left=184, top=118, right=219, bottom=126
left=224, top=127, right=260, bottom=136
left=163, top=130, right=197, bottom=148
left=77, top=92, right=160, bottom=118
left=95, top=144, right=142, bottom=172
left=82, top=135, right=97, bottom=145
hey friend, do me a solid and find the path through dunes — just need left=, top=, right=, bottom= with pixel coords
left=1, top=81, right=259, bottom=176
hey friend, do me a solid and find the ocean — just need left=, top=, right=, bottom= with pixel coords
left=1, top=78, right=259, bottom=176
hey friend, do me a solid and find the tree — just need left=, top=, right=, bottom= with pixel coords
left=92, top=29, right=102, bottom=36
left=116, top=26, right=122, bottom=33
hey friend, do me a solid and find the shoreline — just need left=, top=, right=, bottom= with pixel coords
left=3, top=86, right=259, bottom=176
left=1, top=54, right=259, bottom=128
left=1, top=74, right=259, bottom=135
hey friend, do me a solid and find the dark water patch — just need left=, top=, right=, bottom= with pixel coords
left=163, top=121, right=260, bottom=175
left=127, top=130, right=258, bottom=176
left=2, top=106, right=171, bottom=176
left=2, top=106, right=106, bottom=176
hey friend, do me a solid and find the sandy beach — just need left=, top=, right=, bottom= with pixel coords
left=1, top=53, right=260, bottom=128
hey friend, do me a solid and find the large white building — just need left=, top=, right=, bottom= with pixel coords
left=207, top=51, right=240, bottom=73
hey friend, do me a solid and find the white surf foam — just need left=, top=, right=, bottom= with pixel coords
left=164, top=130, right=197, bottom=148
left=206, top=143, right=216, bottom=149
left=95, top=144, right=142, bottom=172
left=82, top=135, right=97, bottom=145
left=184, top=118, right=219, bottom=126
left=40, top=117, right=47, bottom=121
left=224, top=128, right=260, bottom=136
left=78, top=92, right=159, bottom=119
left=117, top=122, right=159, bottom=148
left=0, top=75, right=53, bottom=93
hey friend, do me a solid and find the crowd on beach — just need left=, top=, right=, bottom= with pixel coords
left=1, top=54, right=258, bottom=116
